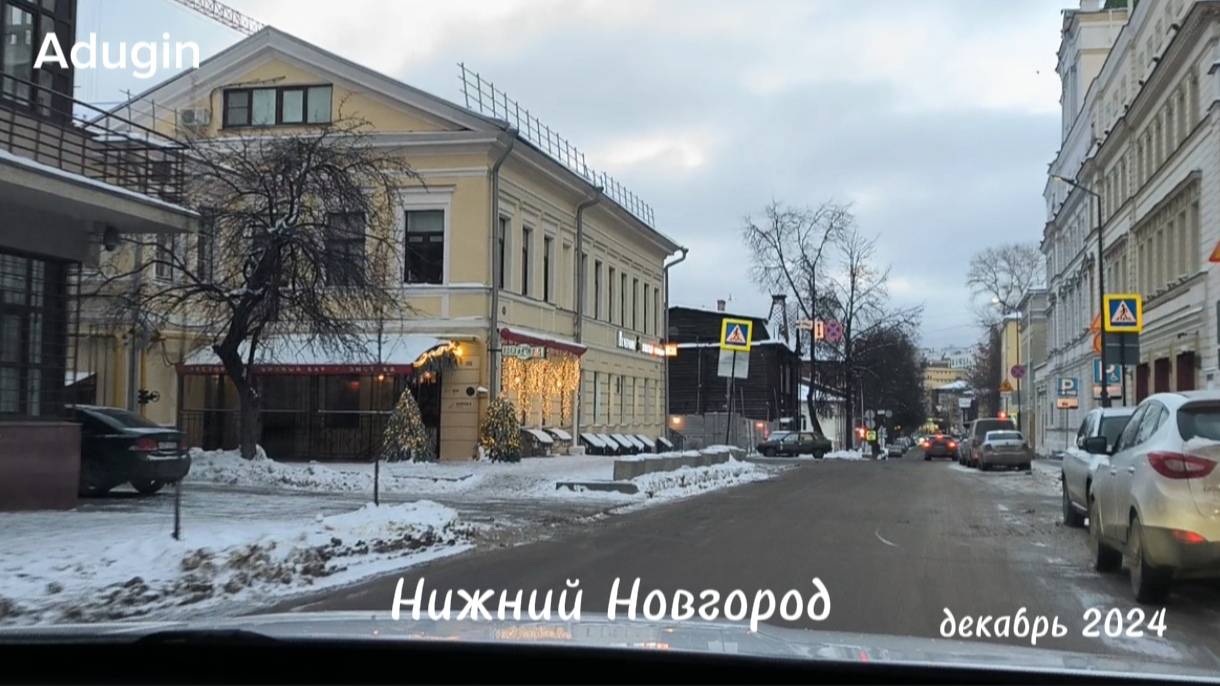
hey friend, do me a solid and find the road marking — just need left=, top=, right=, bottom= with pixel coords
left=874, top=528, right=899, bottom=548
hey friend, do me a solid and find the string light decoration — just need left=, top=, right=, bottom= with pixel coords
left=381, top=386, right=434, bottom=462
left=500, top=350, right=580, bottom=425
left=479, top=397, right=522, bottom=462
left=413, top=342, right=460, bottom=381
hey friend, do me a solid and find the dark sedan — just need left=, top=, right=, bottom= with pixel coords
left=921, top=434, right=958, bottom=461
left=756, top=431, right=832, bottom=458
left=72, top=405, right=191, bottom=496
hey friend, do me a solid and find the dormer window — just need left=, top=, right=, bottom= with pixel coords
left=223, top=85, right=332, bottom=128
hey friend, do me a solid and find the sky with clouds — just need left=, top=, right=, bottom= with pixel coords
left=78, top=0, right=1078, bottom=348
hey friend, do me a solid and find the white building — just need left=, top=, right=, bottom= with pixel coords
left=1039, top=0, right=1220, bottom=452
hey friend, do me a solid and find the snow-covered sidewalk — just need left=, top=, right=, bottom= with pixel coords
left=0, top=501, right=468, bottom=625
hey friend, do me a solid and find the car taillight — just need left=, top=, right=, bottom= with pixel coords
left=1147, top=452, right=1217, bottom=480
left=948, top=441, right=957, bottom=449
left=920, top=441, right=929, bottom=448
left=133, top=437, right=158, bottom=452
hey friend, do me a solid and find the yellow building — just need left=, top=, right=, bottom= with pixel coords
left=75, top=28, right=683, bottom=460
left=998, top=317, right=1022, bottom=422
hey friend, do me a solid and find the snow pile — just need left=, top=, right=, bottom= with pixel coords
left=0, top=501, right=469, bottom=625
left=823, top=450, right=865, bottom=460
left=630, top=458, right=771, bottom=499
left=187, top=448, right=371, bottom=492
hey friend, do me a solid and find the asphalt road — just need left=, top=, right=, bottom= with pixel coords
left=274, top=451, right=1220, bottom=669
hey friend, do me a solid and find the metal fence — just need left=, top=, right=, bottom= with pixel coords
left=458, top=63, right=656, bottom=227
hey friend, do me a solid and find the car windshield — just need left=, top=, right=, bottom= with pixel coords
left=2, top=1, right=1216, bottom=681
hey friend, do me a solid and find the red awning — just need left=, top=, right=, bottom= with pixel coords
left=499, top=328, right=587, bottom=356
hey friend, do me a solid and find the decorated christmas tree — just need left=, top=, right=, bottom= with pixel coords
left=382, top=387, right=434, bottom=462
left=479, top=398, right=522, bottom=462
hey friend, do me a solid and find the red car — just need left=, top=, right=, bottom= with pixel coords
left=921, top=434, right=957, bottom=460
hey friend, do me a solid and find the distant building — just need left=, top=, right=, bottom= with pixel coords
left=666, top=305, right=801, bottom=447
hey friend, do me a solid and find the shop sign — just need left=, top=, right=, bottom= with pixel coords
left=640, top=342, right=678, bottom=358
left=503, top=344, right=547, bottom=360
left=617, top=331, right=640, bottom=351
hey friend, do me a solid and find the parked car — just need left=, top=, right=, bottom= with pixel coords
left=1085, top=392, right=1220, bottom=603
left=72, top=405, right=191, bottom=496
left=964, top=417, right=1018, bottom=468
left=756, top=431, right=831, bottom=458
left=1061, top=407, right=1136, bottom=528
left=977, top=430, right=1032, bottom=471
left=921, top=434, right=957, bottom=460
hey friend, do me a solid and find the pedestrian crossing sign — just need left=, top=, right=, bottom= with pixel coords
left=720, top=318, right=753, bottom=352
left=1103, top=293, right=1143, bottom=333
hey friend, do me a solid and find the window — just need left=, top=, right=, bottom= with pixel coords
left=154, top=234, right=178, bottom=281
left=1115, top=405, right=1147, bottom=452
left=521, top=226, right=532, bottom=296
left=607, top=268, right=615, bottom=322
left=196, top=211, right=216, bottom=283
left=325, top=212, right=365, bottom=287
left=404, top=209, right=444, bottom=284
left=632, top=277, right=639, bottom=330
left=580, top=253, right=587, bottom=310
left=591, top=371, right=599, bottom=424
left=642, top=284, right=649, bottom=334
left=280, top=88, right=304, bottom=124
left=223, top=85, right=334, bottom=127
left=593, top=260, right=602, bottom=319
left=0, top=250, right=65, bottom=419
left=620, top=273, right=627, bottom=328
left=543, top=236, right=553, bottom=303
left=497, top=217, right=509, bottom=289
left=654, top=288, right=660, bottom=336
left=1, top=4, right=33, bottom=99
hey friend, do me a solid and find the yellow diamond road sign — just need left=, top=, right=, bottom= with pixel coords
left=1103, top=293, right=1143, bottom=333
left=720, top=318, right=753, bottom=352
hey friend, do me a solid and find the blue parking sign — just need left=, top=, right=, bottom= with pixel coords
left=1057, top=377, right=1078, bottom=398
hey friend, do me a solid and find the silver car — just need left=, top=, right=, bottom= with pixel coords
left=977, top=430, right=1032, bottom=471
left=1061, top=407, right=1136, bottom=528
left=1085, top=392, right=1220, bottom=603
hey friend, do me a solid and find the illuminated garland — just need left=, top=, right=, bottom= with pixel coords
left=479, top=397, right=522, bottom=462
left=413, top=342, right=461, bottom=381
left=381, top=387, right=434, bottom=462
left=500, top=351, right=580, bottom=426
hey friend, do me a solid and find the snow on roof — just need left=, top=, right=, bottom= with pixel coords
left=0, top=148, right=196, bottom=219
left=936, top=380, right=972, bottom=392
left=183, top=333, right=446, bottom=367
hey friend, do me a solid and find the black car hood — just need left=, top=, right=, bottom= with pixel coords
left=0, top=612, right=1215, bottom=681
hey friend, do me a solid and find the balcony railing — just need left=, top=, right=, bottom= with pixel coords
left=0, top=73, right=188, bottom=205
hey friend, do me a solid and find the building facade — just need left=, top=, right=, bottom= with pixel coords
left=80, top=28, right=683, bottom=461
left=1039, top=0, right=1220, bottom=452
left=0, top=0, right=197, bottom=508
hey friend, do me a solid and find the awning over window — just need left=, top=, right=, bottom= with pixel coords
left=499, top=328, right=587, bottom=357
left=657, top=437, right=674, bottom=450
left=179, top=333, right=448, bottom=375
left=523, top=428, right=554, bottom=444
left=610, top=433, right=637, bottom=449
left=635, top=434, right=655, bottom=450
left=547, top=428, right=573, bottom=441
left=581, top=433, right=608, bottom=448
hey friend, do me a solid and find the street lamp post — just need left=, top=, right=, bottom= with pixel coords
left=1052, top=174, right=1109, bottom=408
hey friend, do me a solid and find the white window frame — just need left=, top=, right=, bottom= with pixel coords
left=397, top=188, right=453, bottom=287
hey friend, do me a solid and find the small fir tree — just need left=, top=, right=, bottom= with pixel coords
left=479, top=398, right=522, bottom=462
left=382, top=387, right=434, bottom=462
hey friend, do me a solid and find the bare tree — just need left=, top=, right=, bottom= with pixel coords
left=965, top=242, right=1044, bottom=324
left=742, top=201, right=850, bottom=433
left=822, top=228, right=922, bottom=449
left=96, top=117, right=414, bottom=459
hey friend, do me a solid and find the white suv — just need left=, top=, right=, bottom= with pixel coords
left=1061, top=407, right=1135, bottom=528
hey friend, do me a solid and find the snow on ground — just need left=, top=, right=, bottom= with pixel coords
left=823, top=449, right=865, bottom=460
left=948, top=459, right=1060, bottom=498
left=0, top=501, right=469, bottom=625
left=186, top=447, right=774, bottom=503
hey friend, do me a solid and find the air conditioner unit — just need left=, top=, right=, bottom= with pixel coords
left=179, top=108, right=211, bottom=127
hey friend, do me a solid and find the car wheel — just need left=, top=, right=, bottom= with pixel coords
left=923, top=454, right=930, bottom=461
left=761, top=447, right=774, bottom=457
left=1127, top=515, right=1171, bottom=604
left=1089, top=497, right=1122, bottom=573
left=131, top=479, right=164, bottom=495
left=1062, top=481, right=1085, bottom=527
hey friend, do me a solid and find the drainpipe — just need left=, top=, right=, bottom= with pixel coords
left=487, top=131, right=516, bottom=400
left=571, top=188, right=602, bottom=446
left=662, top=247, right=689, bottom=433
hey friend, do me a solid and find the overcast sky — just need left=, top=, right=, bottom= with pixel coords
left=79, top=0, right=1077, bottom=348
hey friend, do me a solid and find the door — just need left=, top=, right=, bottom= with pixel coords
left=1102, top=405, right=1147, bottom=540
left=1109, top=403, right=1165, bottom=542
left=1064, top=411, right=1095, bottom=507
